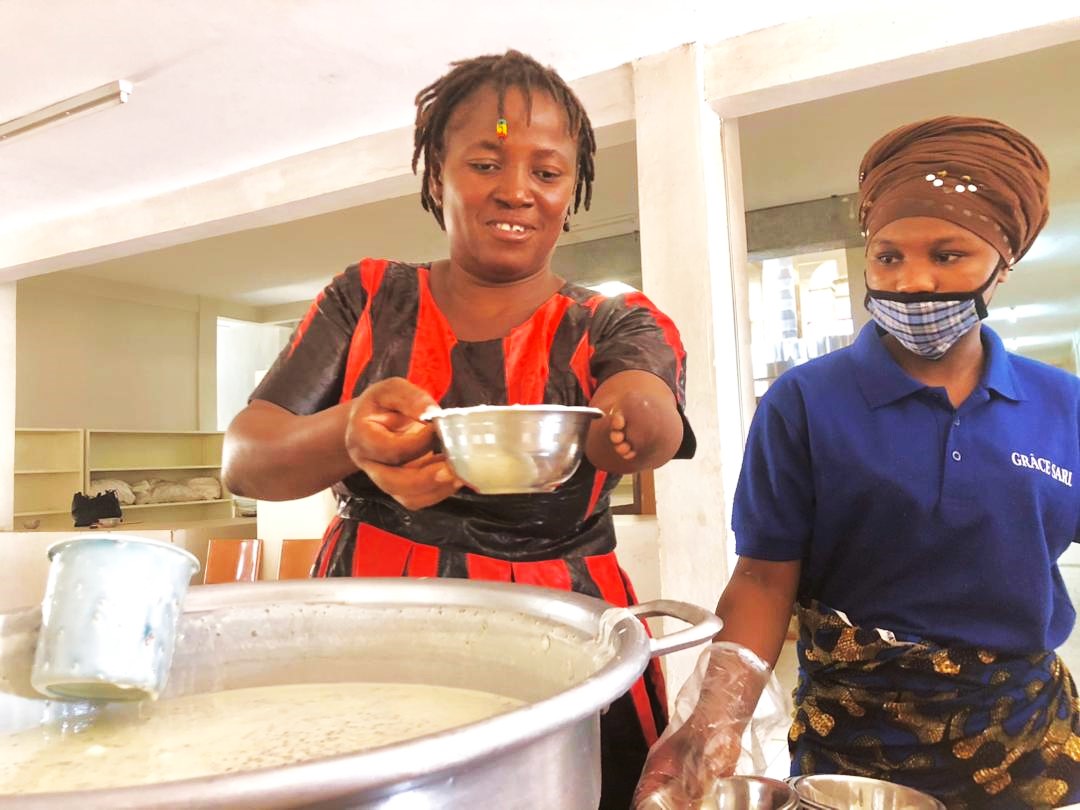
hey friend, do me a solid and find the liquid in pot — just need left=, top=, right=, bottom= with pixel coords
left=0, top=681, right=523, bottom=795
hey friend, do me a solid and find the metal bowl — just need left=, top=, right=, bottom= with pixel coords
left=703, top=776, right=799, bottom=809
left=422, top=405, right=603, bottom=494
left=708, top=777, right=803, bottom=807
left=639, top=776, right=797, bottom=810
left=789, top=774, right=946, bottom=810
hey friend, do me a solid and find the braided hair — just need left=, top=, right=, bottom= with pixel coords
left=412, top=50, right=596, bottom=231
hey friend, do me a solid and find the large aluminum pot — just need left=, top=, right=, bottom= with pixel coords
left=0, top=578, right=721, bottom=809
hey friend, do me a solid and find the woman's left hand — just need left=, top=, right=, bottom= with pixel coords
left=605, top=393, right=660, bottom=462
left=587, top=370, right=684, bottom=474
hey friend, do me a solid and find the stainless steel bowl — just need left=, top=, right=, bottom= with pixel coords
left=789, top=774, right=946, bottom=809
left=708, top=777, right=799, bottom=809
left=639, top=776, right=797, bottom=810
left=423, top=405, right=603, bottom=494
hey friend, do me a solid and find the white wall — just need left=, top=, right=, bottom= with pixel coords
left=13, top=273, right=269, bottom=432
left=16, top=275, right=200, bottom=430
left=216, top=319, right=291, bottom=430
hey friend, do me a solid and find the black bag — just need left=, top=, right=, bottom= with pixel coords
left=71, top=490, right=123, bottom=527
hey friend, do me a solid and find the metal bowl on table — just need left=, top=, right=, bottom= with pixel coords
left=706, top=776, right=799, bottom=809
left=422, top=404, right=604, bottom=494
left=639, top=776, right=797, bottom=810
left=788, top=774, right=946, bottom=809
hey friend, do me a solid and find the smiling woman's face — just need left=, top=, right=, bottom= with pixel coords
left=432, top=83, right=577, bottom=284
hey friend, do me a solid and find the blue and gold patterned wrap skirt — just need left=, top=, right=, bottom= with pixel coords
left=790, top=601, right=1080, bottom=809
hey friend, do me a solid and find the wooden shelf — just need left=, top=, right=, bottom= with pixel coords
left=123, top=499, right=232, bottom=511
left=14, top=429, right=84, bottom=517
left=86, top=431, right=231, bottom=523
left=87, top=430, right=225, bottom=471
left=15, top=469, right=81, bottom=475
left=11, top=430, right=232, bottom=529
left=90, top=465, right=222, bottom=473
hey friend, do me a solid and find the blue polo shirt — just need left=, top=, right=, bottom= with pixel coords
left=733, top=323, right=1080, bottom=654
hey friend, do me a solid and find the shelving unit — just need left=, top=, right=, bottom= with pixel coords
left=85, top=430, right=233, bottom=524
left=13, top=429, right=84, bottom=530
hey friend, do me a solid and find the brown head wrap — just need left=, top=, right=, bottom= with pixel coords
left=858, top=116, right=1050, bottom=266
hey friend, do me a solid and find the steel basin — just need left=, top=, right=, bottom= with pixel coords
left=788, top=774, right=946, bottom=809
left=0, top=578, right=720, bottom=809
left=422, top=404, right=604, bottom=494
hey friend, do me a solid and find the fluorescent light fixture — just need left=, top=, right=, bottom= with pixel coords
left=0, top=80, right=133, bottom=142
left=587, top=281, right=638, bottom=297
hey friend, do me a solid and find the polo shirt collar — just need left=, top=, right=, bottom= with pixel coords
left=851, top=323, right=1025, bottom=409
left=980, top=325, right=1025, bottom=402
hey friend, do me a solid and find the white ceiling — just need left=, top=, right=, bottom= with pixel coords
left=4, top=3, right=1075, bottom=359
left=62, top=140, right=641, bottom=308
left=0, top=0, right=848, bottom=233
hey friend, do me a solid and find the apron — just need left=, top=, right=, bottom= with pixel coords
left=791, top=600, right=1080, bottom=809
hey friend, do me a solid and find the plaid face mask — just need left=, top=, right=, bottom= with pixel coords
left=865, top=269, right=998, bottom=360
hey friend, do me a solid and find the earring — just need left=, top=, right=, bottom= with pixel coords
left=562, top=213, right=571, bottom=233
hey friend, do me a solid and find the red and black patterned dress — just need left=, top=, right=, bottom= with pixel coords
left=252, top=258, right=695, bottom=808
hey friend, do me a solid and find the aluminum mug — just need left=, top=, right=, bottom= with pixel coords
left=31, top=534, right=200, bottom=701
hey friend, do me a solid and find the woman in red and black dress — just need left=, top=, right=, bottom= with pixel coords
left=223, top=50, right=694, bottom=808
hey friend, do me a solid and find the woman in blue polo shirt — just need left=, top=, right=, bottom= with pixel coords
left=635, top=116, right=1080, bottom=809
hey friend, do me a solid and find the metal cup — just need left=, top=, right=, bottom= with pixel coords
left=31, top=534, right=200, bottom=701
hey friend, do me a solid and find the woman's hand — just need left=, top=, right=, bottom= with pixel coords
left=587, top=370, right=684, bottom=474
left=633, top=639, right=780, bottom=808
left=359, top=450, right=463, bottom=511
left=633, top=718, right=741, bottom=808
left=605, top=388, right=665, bottom=462
left=345, top=378, right=463, bottom=509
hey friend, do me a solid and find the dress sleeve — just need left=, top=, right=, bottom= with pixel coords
left=731, top=374, right=815, bottom=561
left=589, top=292, right=695, bottom=458
left=249, top=264, right=367, bottom=415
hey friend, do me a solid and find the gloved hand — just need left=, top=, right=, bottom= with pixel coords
left=633, top=642, right=773, bottom=809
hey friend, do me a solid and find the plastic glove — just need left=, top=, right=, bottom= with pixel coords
left=633, top=642, right=777, bottom=809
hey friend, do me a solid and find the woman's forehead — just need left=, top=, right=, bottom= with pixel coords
left=444, top=84, right=572, bottom=144
left=871, top=216, right=989, bottom=246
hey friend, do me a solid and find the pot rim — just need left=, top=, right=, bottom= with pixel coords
left=4, top=578, right=669, bottom=808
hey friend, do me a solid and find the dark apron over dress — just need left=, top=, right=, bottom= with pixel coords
left=252, top=259, right=696, bottom=810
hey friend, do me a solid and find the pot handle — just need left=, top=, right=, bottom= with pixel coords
left=627, top=600, right=723, bottom=658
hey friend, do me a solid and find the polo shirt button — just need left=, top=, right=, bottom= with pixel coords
left=952, top=450, right=962, bottom=461
left=953, top=418, right=961, bottom=427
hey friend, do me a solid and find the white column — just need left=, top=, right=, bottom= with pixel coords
left=0, top=283, right=15, bottom=530
left=634, top=44, right=751, bottom=691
